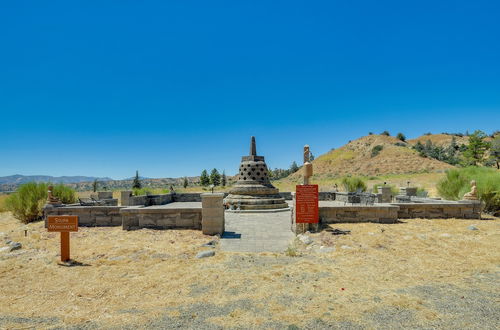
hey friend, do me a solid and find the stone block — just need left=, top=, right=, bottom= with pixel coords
left=176, top=218, right=194, bottom=228
left=96, top=216, right=111, bottom=226
left=139, top=215, right=157, bottom=227
left=97, top=191, right=113, bottom=199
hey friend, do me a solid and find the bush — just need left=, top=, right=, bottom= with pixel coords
left=396, top=133, right=406, bottom=141
left=372, top=183, right=399, bottom=196
left=437, top=167, right=500, bottom=213
left=5, top=183, right=77, bottom=223
left=52, top=184, right=77, bottom=204
left=371, top=145, right=383, bottom=157
left=133, top=187, right=153, bottom=196
left=341, top=176, right=367, bottom=193
left=381, top=131, right=390, bottom=136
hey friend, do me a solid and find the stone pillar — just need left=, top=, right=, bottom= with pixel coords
left=379, top=186, right=392, bottom=203
left=120, top=191, right=132, bottom=206
left=400, top=187, right=417, bottom=197
left=201, top=193, right=225, bottom=235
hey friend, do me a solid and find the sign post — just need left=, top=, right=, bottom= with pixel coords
left=47, top=215, right=78, bottom=262
left=295, top=184, right=319, bottom=224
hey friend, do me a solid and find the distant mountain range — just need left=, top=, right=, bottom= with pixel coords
left=0, top=174, right=113, bottom=185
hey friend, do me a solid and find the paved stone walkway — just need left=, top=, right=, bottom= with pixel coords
left=220, top=210, right=295, bottom=252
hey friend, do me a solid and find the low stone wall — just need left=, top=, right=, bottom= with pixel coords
left=121, top=204, right=202, bottom=230
left=44, top=205, right=124, bottom=227
left=319, top=203, right=399, bottom=224
left=393, top=201, right=481, bottom=219
left=173, top=193, right=203, bottom=202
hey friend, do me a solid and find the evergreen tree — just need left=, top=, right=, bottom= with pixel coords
left=463, top=130, right=490, bottom=166
left=381, top=130, right=390, bottom=136
left=289, top=161, right=299, bottom=173
left=490, top=135, right=500, bottom=169
left=221, top=170, right=227, bottom=187
left=183, top=177, right=188, bottom=188
left=200, top=170, right=210, bottom=186
left=210, top=168, right=221, bottom=186
left=92, top=179, right=98, bottom=192
left=132, top=170, right=142, bottom=189
left=396, top=132, right=406, bottom=141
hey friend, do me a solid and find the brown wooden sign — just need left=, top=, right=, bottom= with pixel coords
left=47, top=215, right=78, bottom=232
left=47, top=215, right=78, bottom=262
left=296, top=184, right=319, bottom=223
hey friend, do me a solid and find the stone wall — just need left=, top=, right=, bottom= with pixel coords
left=121, top=206, right=202, bottom=230
left=44, top=205, right=124, bottom=227
left=319, top=204, right=399, bottom=224
left=393, top=200, right=481, bottom=219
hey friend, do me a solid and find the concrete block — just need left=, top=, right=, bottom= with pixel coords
left=96, top=216, right=111, bottom=226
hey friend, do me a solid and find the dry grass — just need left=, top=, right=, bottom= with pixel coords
left=0, top=194, right=8, bottom=212
left=0, top=211, right=499, bottom=328
left=408, top=134, right=469, bottom=147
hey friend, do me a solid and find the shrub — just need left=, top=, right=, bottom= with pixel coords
left=341, top=176, right=367, bottom=193
left=52, top=183, right=77, bottom=204
left=133, top=187, right=153, bottom=196
left=5, top=182, right=77, bottom=223
left=396, top=132, right=406, bottom=141
left=380, top=131, right=390, bottom=136
left=437, top=167, right=500, bottom=213
left=394, top=142, right=406, bottom=147
left=371, top=145, right=384, bottom=157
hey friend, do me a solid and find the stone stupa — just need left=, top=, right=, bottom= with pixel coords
left=224, top=136, right=288, bottom=210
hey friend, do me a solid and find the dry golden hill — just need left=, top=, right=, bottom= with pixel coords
left=407, top=133, right=469, bottom=147
left=292, top=135, right=454, bottom=178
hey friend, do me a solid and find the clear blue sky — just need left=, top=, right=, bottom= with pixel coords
left=1, top=0, right=499, bottom=179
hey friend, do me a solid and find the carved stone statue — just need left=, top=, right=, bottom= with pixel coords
left=303, top=145, right=310, bottom=163
left=462, top=180, right=478, bottom=200
left=47, top=185, right=62, bottom=205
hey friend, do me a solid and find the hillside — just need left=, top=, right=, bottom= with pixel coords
left=292, top=135, right=454, bottom=178
left=407, top=133, right=469, bottom=147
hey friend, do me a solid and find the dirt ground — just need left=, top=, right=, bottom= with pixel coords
left=0, top=211, right=499, bottom=329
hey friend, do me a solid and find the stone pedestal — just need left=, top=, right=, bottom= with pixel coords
left=202, top=193, right=225, bottom=235
left=400, top=187, right=417, bottom=197
left=379, top=186, right=392, bottom=203
left=120, top=191, right=132, bottom=206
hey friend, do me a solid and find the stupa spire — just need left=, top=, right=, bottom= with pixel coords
left=250, top=136, right=257, bottom=156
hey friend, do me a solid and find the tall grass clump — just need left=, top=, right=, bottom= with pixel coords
left=341, top=176, right=367, bottom=193
left=437, top=167, right=500, bottom=214
left=5, top=182, right=77, bottom=223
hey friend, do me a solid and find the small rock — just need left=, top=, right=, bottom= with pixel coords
left=108, top=256, right=126, bottom=261
left=368, top=232, right=375, bottom=236
left=341, top=245, right=352, bottom=250
left=8, top=242, right=22, bottom=252
left=318, top=246, right=335, bottom=253
left=468, top=225, right=478, bottom=231
left=403, top=235, right=412, bottom=240
left=298, top=234, right=313, bottom=245
left=196, top=250, right=215, bottom=259
left=417, top=234, right=427, bottom=240
left=440, top=233, right=451, bottom=238
left=0, top=246, right=10, bottom=253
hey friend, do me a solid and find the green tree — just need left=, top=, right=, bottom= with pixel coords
left=210, top=168, right=221, bottom=186
left=490, top=135, right=500, bottom=169
left=381, top=130, right=390, bottom=136
left=92, top=179, right=98, bottom=192
left=200, top=170, right=210, bottom=186
left=396, top=132, right=406, bottom=141
left=221, top=170, right=227, bottom=187
left=132, top=170, right=142, bottom=189
left=289, top=161, right=299, bottom=173
left=463, top=130, right=490, bottom=166
left=183, top=177, right=188, bottom=188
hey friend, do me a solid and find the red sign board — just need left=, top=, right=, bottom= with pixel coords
left=296, top=185, right=319, bottom=223
left=47, top=215, right=79, bottom=232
